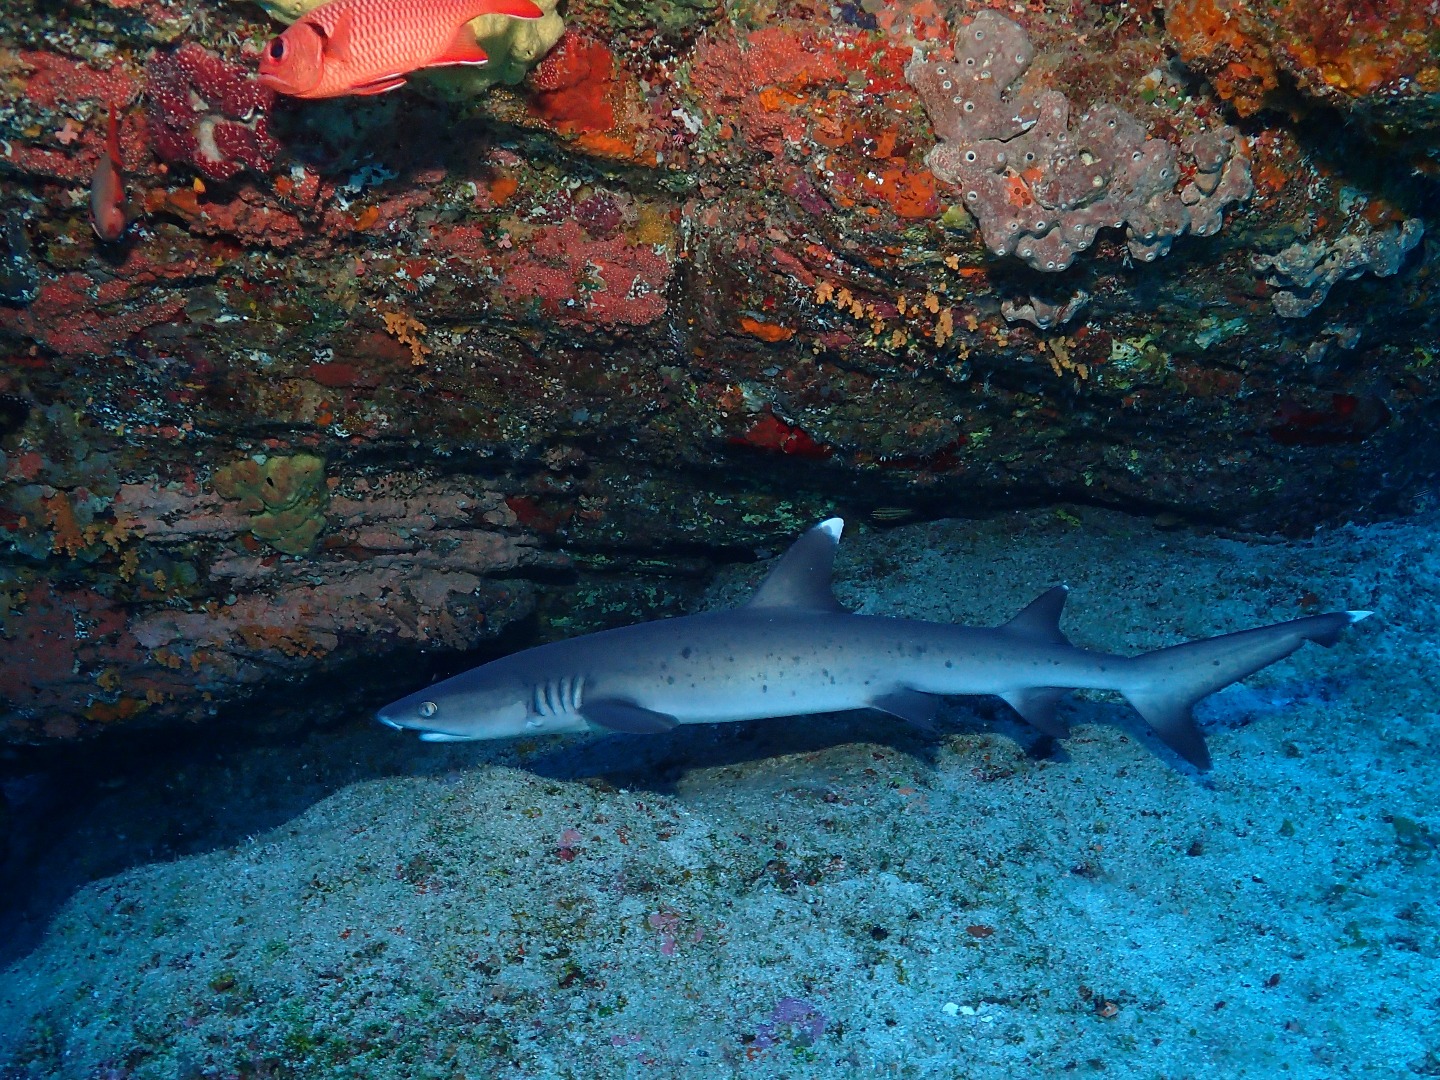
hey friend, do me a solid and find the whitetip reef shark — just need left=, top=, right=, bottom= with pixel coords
left=377, top=518, right=1370, bottom=770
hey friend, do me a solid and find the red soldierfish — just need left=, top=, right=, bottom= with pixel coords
left=257, top=0, right=546, bottom=99
left=89, top=107, right=126, bottom=242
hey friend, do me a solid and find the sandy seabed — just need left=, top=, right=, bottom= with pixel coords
left=1, top=507, right=1436, bottom=1079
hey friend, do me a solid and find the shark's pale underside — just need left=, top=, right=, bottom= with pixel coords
left=377, top=518, right=1369, bottom=769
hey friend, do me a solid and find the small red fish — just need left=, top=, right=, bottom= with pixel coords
left=89, top=107, right=127, bottom=242
left=258, top=0, right=545, bottom=99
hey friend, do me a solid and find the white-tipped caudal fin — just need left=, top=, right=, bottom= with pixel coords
left=1121, top=610, right=1369, bottom=771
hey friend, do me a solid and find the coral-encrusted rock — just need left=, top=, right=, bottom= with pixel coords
left=1253, top=219, right=1425, bottom=318
left=146, top=45, right=280, bottom=181
left=0, top=472, right=548, bottom=743
left=1166, top=0, right=1440, bottom=136
left=907, top=12, right=1251, bottom=270
left=212, top=453, right=328, bottom=555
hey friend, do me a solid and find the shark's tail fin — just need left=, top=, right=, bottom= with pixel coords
left=1120, top=610, right=1370, bottom=771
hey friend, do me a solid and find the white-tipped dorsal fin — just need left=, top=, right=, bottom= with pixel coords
left=1002, top=584, right=1071, bottom=645
left=744, top=517, right=847, bottom=613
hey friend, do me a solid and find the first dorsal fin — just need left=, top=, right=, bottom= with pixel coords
left=744, top=518, right=847, bottom=613
left=1002, top=585, right=1071, bottom=644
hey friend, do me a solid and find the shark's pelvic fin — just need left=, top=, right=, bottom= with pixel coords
left=995, top=587, right=1077, bottom=736
left=1120, top=610, right=1362, bottom=771
left=744, top=517, right=848, bottom=613
left=1002, top=585, right=1071, bottom=645
left=870, top=688, right=941, bottom=732
left=582, top=699, right=681, bottom=734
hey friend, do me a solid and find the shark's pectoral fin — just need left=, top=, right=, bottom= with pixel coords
left=418, top=731, right=479, bottom=742
left=999, top=687, right=1072, bottom=737
left=582, top=699, right=681, bottom=735
left=869, top=688, right=941, bottom=733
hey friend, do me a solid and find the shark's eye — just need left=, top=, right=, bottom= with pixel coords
left=418, top=701, right=438, bottom=719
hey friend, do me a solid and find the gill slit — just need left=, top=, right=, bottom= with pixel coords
left=533, top=676, right=586, bottom=718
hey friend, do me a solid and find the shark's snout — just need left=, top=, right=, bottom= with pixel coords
left=375, top=692, right=443, bottom=735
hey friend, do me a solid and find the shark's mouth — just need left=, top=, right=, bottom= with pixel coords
left=375, top=713, right=473, bottom=742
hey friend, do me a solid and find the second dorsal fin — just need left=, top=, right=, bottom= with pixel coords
left=1002, top=585, right=1071, bottom=644
left=743, top=518, right=847, bottom=613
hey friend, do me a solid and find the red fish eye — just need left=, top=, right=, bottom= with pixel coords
left=269, top=38, right=285, bottom=59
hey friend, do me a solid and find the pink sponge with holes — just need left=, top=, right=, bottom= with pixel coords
left=906, top=12, right=1250, bottom=272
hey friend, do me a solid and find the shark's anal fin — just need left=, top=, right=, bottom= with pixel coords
left=999, top=687, right=1072, bottom=737
left=582, top=699, right=681, bottom=735
left=869, top=688, right=941, bottom=733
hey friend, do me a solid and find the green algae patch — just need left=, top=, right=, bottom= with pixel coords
left=1391, top=814, right=1438, bottom=865
left=212, top=453, right=328, bottom=556
left=586, top=0, right=717, bottom=36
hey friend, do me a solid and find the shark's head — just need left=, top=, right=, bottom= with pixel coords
left=375, top=673, right=532, bottom=743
